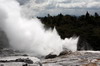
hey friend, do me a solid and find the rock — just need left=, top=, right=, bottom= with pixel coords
left=0, top=51, right=100, bottom=66
left=45, top=54, right=57, bottom=59
left=22, top=54, right=28, bottom=56
left=15, top=58, right=33, bottom=64
left=22, top=63, right=28, bottom=66
left=42, top=51, right=100, bottom=66
left=82, top=63, right=97, bottom=66
left=59, top=50, right=72, bottom=56
left=0, top=56, right=41, bottom=66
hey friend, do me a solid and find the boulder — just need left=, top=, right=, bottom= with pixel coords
left=45, top=54, right=57, bottom=59
left=59, top=50, right=72, bottom=56
left=15, top=58, right=33, bottom=64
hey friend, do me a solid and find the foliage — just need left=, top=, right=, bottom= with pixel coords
left=38, top=12, right=100, bottom=50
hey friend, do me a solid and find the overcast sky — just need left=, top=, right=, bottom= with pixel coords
left=17, top=0, right=100, bottom=17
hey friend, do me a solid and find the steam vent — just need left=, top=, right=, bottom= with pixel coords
left=0, top=0, right=100, bottom=66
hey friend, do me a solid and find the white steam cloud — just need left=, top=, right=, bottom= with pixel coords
left=0, top=0, right=78, bottom=57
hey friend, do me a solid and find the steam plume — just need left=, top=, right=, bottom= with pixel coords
left=0, top=0, right=78, bottom=57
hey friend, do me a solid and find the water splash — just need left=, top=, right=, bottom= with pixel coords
left=0, top=0, right=79, bottom=57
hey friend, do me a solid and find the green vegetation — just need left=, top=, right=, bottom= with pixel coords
left=38, top=12, right=100, bottom=50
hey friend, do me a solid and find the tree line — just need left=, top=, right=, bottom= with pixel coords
left=38, top=12, right=100, bottom=50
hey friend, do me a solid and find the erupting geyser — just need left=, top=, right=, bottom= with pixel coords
left=0, top=0, right=79, bottom=57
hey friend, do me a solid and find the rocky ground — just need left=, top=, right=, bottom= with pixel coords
left=0, top=51, right=100, bottom=66
left=42, top=51, right=100, bottom=66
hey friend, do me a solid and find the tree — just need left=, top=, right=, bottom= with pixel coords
left=94, top=12, right=99, bottom=18
left=38, top=12, right=100, bottom=50
left=86, top=11, right=90, bottom=20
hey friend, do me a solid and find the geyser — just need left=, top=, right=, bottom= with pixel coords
left=0, top=0, right=79, bottom=57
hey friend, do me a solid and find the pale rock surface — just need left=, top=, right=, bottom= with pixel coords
left=0, top=51, right=100, bottom=66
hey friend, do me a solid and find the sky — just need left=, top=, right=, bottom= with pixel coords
left=17, top=0, right=100, bottom=17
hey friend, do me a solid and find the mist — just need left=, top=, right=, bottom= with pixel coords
left=0, top=0, right=79, bottom=57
